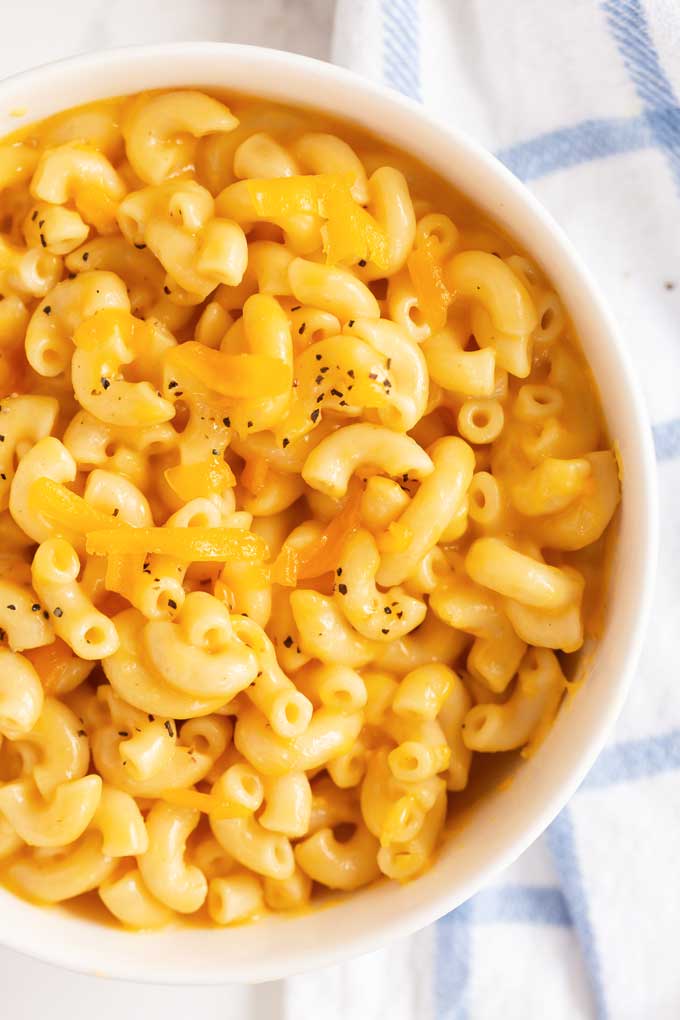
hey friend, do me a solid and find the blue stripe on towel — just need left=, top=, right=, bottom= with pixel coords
left=603, top=0, right=680, bottom=192
left=381, top=0, right=422, bottom=102
left=434, top=885, right=571, bottom=1017
left=467, top=885, right=571, bottom=926
left=435, top=901, right=472, bottom=1020
left=653, top=418, right=680, bottom=460
left=583, top=729, right=680, bottom=789
left=495, top=3, right=680, bottom=188
left=496, top=115, right=652, bottom=180
left=547, top=809, right=608, bottom=1019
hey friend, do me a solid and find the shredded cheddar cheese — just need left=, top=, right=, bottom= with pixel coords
left=407, top=236, right=451, bottom=332
left=86, top=526, right=267, bottom=561
left=24, top=638, right=78, bottom=694
left=294, top=480, right=363, bottom=581
left=29, top=477, right=128, bottom=533
left=247, top=172, right=390, bottom=270
left=159, top=788, right=250, bottom=820
left=240, top=455, right=269, bottom=496
left=165, top=342, right=290, bottom=398
left=105, top=553, right=146, bottom=596
left=164, top=459, right=236, bottom=501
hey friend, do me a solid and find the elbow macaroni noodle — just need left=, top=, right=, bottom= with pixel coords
left=0, top=89, right=619, bottom=928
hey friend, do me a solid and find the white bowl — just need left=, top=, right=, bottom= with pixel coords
left=0, top=42, right=657, bottom=984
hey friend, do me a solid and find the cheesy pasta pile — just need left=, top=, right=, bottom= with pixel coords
left=0, top=89, right=620, bottom=928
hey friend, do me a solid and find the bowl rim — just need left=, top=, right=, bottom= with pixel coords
left=0, top=40, right=659, bottom=984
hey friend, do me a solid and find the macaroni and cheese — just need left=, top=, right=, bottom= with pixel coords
left=0, top=89, right=620, bottom=927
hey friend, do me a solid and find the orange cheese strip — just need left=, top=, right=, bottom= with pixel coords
left=160, top=788, right=250, bottom=820
left=166, top=342, right=290, bottom=398
left=274, top=480, right=363, bottom=587
left=24, top=638, right=78, bottom=695
left=247, top=173, right=390, bottom=270
left=164, top=459, right=236, bottom=501
left=86, top=526, right=267, bottom=561
left=105, top=553, right=146, bottom=596
left=407, top=236, right=452, bottom=331
left=73, top=306, right=153, bottom=351
left=321, top=186, right=390, bottom=270
left=240, top=455, right=269, bottom=496
left=271, top=544, right=299, bottom=587
left=29, top=477, right=127, bottom=533
left=246, top=173, right=350, bottom=217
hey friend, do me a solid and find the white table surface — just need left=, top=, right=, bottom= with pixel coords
left=0, top=2, right=335, bottom=1016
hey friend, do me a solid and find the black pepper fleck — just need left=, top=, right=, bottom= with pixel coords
left=283, top=635, right=294, bottom=648
left=310, top=408, right=320, bottom=423
left=31, top=603, right=40, bottom=612
left=43, top=305, right=51, bottom=315
left=338, top=583, right=348, bottom=595
left=53, top=607, right=63, bottom=618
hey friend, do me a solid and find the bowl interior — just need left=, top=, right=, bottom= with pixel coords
left=0, top=43, right=657, bottom=983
